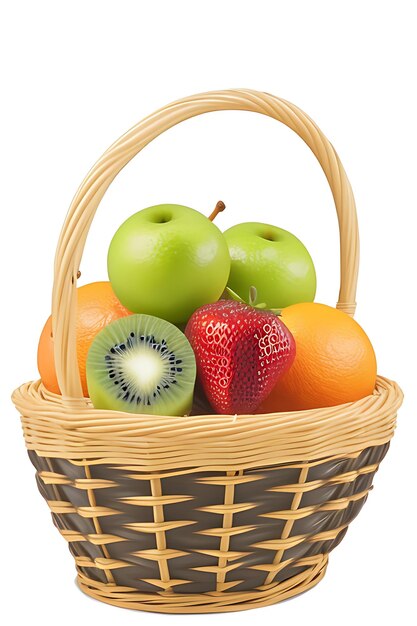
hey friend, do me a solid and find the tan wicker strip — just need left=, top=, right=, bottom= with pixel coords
left=263, top=465, right=309, bottom=585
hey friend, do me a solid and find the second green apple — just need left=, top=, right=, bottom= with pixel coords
left=224, top=222, right=316, bottom=308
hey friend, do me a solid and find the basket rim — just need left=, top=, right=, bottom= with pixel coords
left=13, top=374, right=402, bottom=471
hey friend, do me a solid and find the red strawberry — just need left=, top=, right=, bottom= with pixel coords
left=185, top=300, right=296, bottom=414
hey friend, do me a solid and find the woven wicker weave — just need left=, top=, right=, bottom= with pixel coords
left=12, top=90, right=403, bottom=613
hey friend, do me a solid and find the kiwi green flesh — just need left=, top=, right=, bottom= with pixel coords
left=86, top=314, right=196, bottom=416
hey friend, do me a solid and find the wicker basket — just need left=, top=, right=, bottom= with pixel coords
left=12, top=90, right=403, bottom=614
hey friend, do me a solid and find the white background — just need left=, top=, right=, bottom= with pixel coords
left=1, top=1, right=416, bottom=624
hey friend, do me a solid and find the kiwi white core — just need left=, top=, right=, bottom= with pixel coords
left=124, top=348, right=164, bottom=394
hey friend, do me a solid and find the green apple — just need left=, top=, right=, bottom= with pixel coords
left=107, top=204, right=230, bottom=324
left=223, top=222, right=316, bottom=308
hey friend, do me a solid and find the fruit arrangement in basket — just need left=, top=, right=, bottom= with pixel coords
left=38, top=200, right=377, bottom=416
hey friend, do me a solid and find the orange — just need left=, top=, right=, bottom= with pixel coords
left=37, top=281, right=131, bottom=396
left=257, top=302, right=377, bottom=412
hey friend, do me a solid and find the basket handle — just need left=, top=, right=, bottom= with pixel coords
left=52, top=89, right=359, bottom=398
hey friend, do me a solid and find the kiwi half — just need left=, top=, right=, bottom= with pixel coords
left=86, top=314, right=196, bottom=416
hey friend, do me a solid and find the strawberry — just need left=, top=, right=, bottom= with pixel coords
left=185, top=300, right=296, bottom=414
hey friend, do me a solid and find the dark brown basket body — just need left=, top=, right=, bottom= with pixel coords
left=29, top=442, right=388, bottom=601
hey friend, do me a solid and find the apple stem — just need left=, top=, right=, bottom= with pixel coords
left=208, top=200, right=226, bottom=222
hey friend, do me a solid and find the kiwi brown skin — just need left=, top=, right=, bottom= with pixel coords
left=86, top=314, right=196, bottom=416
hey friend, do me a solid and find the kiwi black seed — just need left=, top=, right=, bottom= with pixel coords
left=86, top=314, right=196, bottom=416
